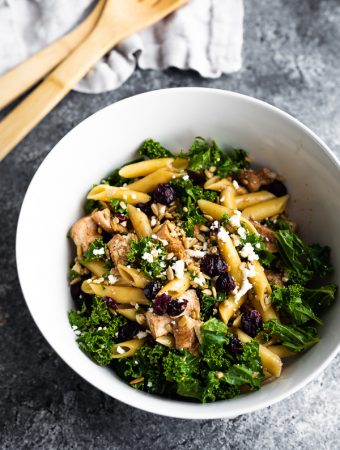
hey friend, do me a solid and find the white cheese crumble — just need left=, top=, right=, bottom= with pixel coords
left=142, top=252, right=154, bottom=263
left=193, top=276, right=205, bottom=287
left=255, top=243, right=261, bottom=249
left=234, top=265, right=255, bottom=302
left=150, top=216, right=157, bottom=227
left=217, top=226, right=229, bottom=243
left=183, top=174, right=189, bottom=181
left=147, top=381, right=153, bottom=387
left=231, top=234, right=241, bottom=247
left=239, top=242, right=259, bottom=261
left=172, top=260, right=185, bottom=279
left=210, top=221, right=219, bottom=231
left=187, top=249, right=207, bottom=258
left=229, top=210, right=242, bottom=228
left=93, top=247, right=105, bottom=256
left=136, top=331, right=148, bottom=339
left=237, top=226, right=247, bottom=240
left=116, top=346, right=125, bottom=355
left=108, top=274, right=118, bottom=285
left=74, top=330, right=81, bottom=336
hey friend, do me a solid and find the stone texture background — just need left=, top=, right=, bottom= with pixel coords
left=1, top=0, right=340, bottom=448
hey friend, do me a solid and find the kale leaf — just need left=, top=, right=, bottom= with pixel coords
left=84, top=199, right=100, bottom=215
left=303, top=284, right=337, bottom=315
left=170, top=176, right=218, bottom=236
left=200, top=318, right=231, bottom=349
left=275, top=230, right=333, bottom=285
left=69, top=297, right=127, bottom=365
left=199, top=292, right=226, bottom=321
left=263, top=319, right=319, bottom=352
left=240, top=231, right=277, bottom=268
left=109, top=198, right=128, bottom=214
left=127, top=237, right=169, bottom=280
left=138, top=139, right=173, bottom=159
left=271, top=284, right=322, bottom=325
left=263, top=216, right=293, bottom=231
left=82, top=239, right=108, bottom=262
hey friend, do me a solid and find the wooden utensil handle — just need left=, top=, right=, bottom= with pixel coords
left=0, top=20, right=122, bottom=162
left=0, top=0, right=105, bottom=111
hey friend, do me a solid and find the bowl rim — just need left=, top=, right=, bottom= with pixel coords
left=16, top=87, right=340, bottom=420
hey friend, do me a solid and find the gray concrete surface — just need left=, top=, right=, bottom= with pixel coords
left=1, top=0, right=340, bottom=448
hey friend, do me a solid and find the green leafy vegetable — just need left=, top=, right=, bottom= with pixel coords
left=263, top=216, right=293, bottom=231
left=102, top=158, right=142, bottom=186
left=84, top=199, right=100, bottom=215
left=303, top=284, right=337, bottom=315
left=69, top=297, right=127, bottom=365
left=170, top=176, right=218, bottom=236
left=263, top=319, right=319, bottom=352
left=199, top=292, right=226, bottom=321
left=109, top=198, right=128, bottom=214
left=200, top=318, right=231, bottom=348
left=240, top=231, right=277, bottom=268
left=82, top=239, right=107, bottom=262
left=138, top=139, right=173, bottom=159
left=186, top=137, right=250, bottom=177
left=127, top=237, right=169, bottom=279
left=275, top=230, right=333, bottom=284
left=271, top=284, right=321, bottom=325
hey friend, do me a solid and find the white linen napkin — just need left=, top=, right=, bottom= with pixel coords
left=0, top=0, right=244, bottom=94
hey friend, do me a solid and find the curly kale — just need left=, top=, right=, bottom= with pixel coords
left=109, top=198, right=128, bottom=214
left=138, top=139, right=173, bottom=159
left=82, top=238, right=108, bottom=262
left=303, top=284, right=337, bottom=315
left=69, top=297, right=127, bottom=365
left=127, top=237, right=169, bottom=280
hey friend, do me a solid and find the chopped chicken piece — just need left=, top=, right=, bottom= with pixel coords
left=180, top=289, right=200, bottom=320
left=156, top=220, right=186, bottom=259
left=107, top=234, right=130, bottom=266
left=238, top=168, right=277, bottom=192
left=252, top=221, right=278, bottom=252
left=265, top=269, right=285, bottom=286
left=145, top=312, right=172, bottom=338
left=70, top=216, right=100, bottom=255
left=173, top=315, right=202, bottom=353
left=91, top=208, right=112, bottom=233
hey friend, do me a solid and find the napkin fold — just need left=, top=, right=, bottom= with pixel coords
left=0, top=0, right=244, bottom=93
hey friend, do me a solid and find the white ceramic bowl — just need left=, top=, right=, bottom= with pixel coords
left=16, top=88, right=340, bottom=419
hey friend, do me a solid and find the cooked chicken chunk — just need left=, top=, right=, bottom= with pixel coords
left=180, top=289, right=200, bottom=320
left=91, top=208, right=112, bottom=233
left=252, top=221, right=278, bottom=252
left=265, top=270, right=285, bottom=286
left=107, top=234, right=130, bottom=266
left=156, top=220, right=186, bottom=259
left=145, top=311, right=171, bottom=338
left=238, top=168, right=277, bottom=192
left=173, top=315, right=202, bottom=353
left=70, top=216, right=100, bottom=255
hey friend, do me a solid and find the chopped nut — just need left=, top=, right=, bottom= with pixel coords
left=212, top=285, right=217, bottom=298
left=199, top=225, right=210, bottom=232
left=215, top=371, right=224, bottom=379
left=204, top=214, right=214, bottom=221
left=130, top=377, right=145, bottom=385
left=166, top=266, right=175, bottom=281
left=197, top=234, right=206, bottom=243
left=151, top=203, right=159, bottom=216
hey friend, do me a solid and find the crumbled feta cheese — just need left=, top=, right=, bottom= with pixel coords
left=237, top=226, right=247, bottom=239
left=172, top=260, right=185, bottom=279
left=147, top=381, right=153, bottom=387
left=234, top=278, right=253, bottom=303
left=187, top=249, right=207, bottom=258
left=210, top=220, right=219, bottom=231
left=136, top=331, right=148, bottom=339
left=92, top=277, right=104, bottom=284
left=121, top=221, right=127, bottom=227
left=116, top=346, right=125, bottom=355
left=193, top=276, right=205, bottom=287
left=239, top=243, right=259, bottom=261
left=108, top=274, right=118, bottom=285
left=231, top=234, right=241, bottom=247
left=74, top=330, right=81, bottom=336
left=255, top=243, right=261, bottom=249
left=244, top=263, right=256, bottom=278
left=232, top=180, right=240, bottom=190
left=217, top=226, right=229, bottom=243
left=97, top=327, right=103, bottom=331
left=142, top=252, right=154, bottom=263
left=229, top=210, right=242, bottom=228
left=183, top=174, right=189, bottom=181
left=72, top=325, right=78, bottom=331
left=93, top=247, right=105, bottom=256
left=150, top=216, right=157, bottom=227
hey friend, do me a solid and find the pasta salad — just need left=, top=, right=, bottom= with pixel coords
left=68, top=138, right=337, bottom=402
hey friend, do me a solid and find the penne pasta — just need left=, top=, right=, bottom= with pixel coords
left=218, top=234, right=243, bottom=285
left=117, top=264, right=150, bottom=288
left=219, top=297, right=247, bottom=324
left=116, top=308, right=138, bottom=321
left=236, top=329, right=282, bottom=377
left=83, top=282, right=149, bottom=305
left=156, top=334, right=175, bottom=348
left=112, top=338, right=147, bottom=359
left=158, top=273, right=191, bottom=298
left=80, top=260, right=106, bottom=277
left=248, top=260, right=272, bottom=312
left=87, top=184, right=150, bottom=204
left=197, top=199, right=258, bottom=235
left=126, top=168, right=181, bottom=193
left=204, top=177, right=232, bottom=191
left=127, top=204, right=152, bottom=238
left=235, top=191, right=275, bottom=210
left=220, top=186, right=236, bottom=209
left=267, top=345, right=296, bottom=358
left=172, top=157, right=189, bottom=170
left=242, top=195, right=289, bottom=221
left=119, top=158, right=174, bottom=178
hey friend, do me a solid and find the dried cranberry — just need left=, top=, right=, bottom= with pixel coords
left=261, top=180, right=287, bottom=197
left=70, top=282, right=92, bottom=311
left=153, top=294, right=172, bottom=315
left=113, top=213, right=128, bottom=223
left=143, top=281, right=161, bottom=300
left=117, top=322, right=142, bottom=341
left=228, top=336, right=243, bottom=355
left=215, top=272, right=236, bottom=294
left=135, top=201, right=152, bottom=216
left=187, top=170, right=206, bottom=187
left=153, top=184, right=176, bottom=205
left=167, top=299, right=188, bottom=317
left=102, top=296, right=118, bottom=310
left=200, top=254, right=227, bottom=277
left=241, top=309, right=263, bottom=337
